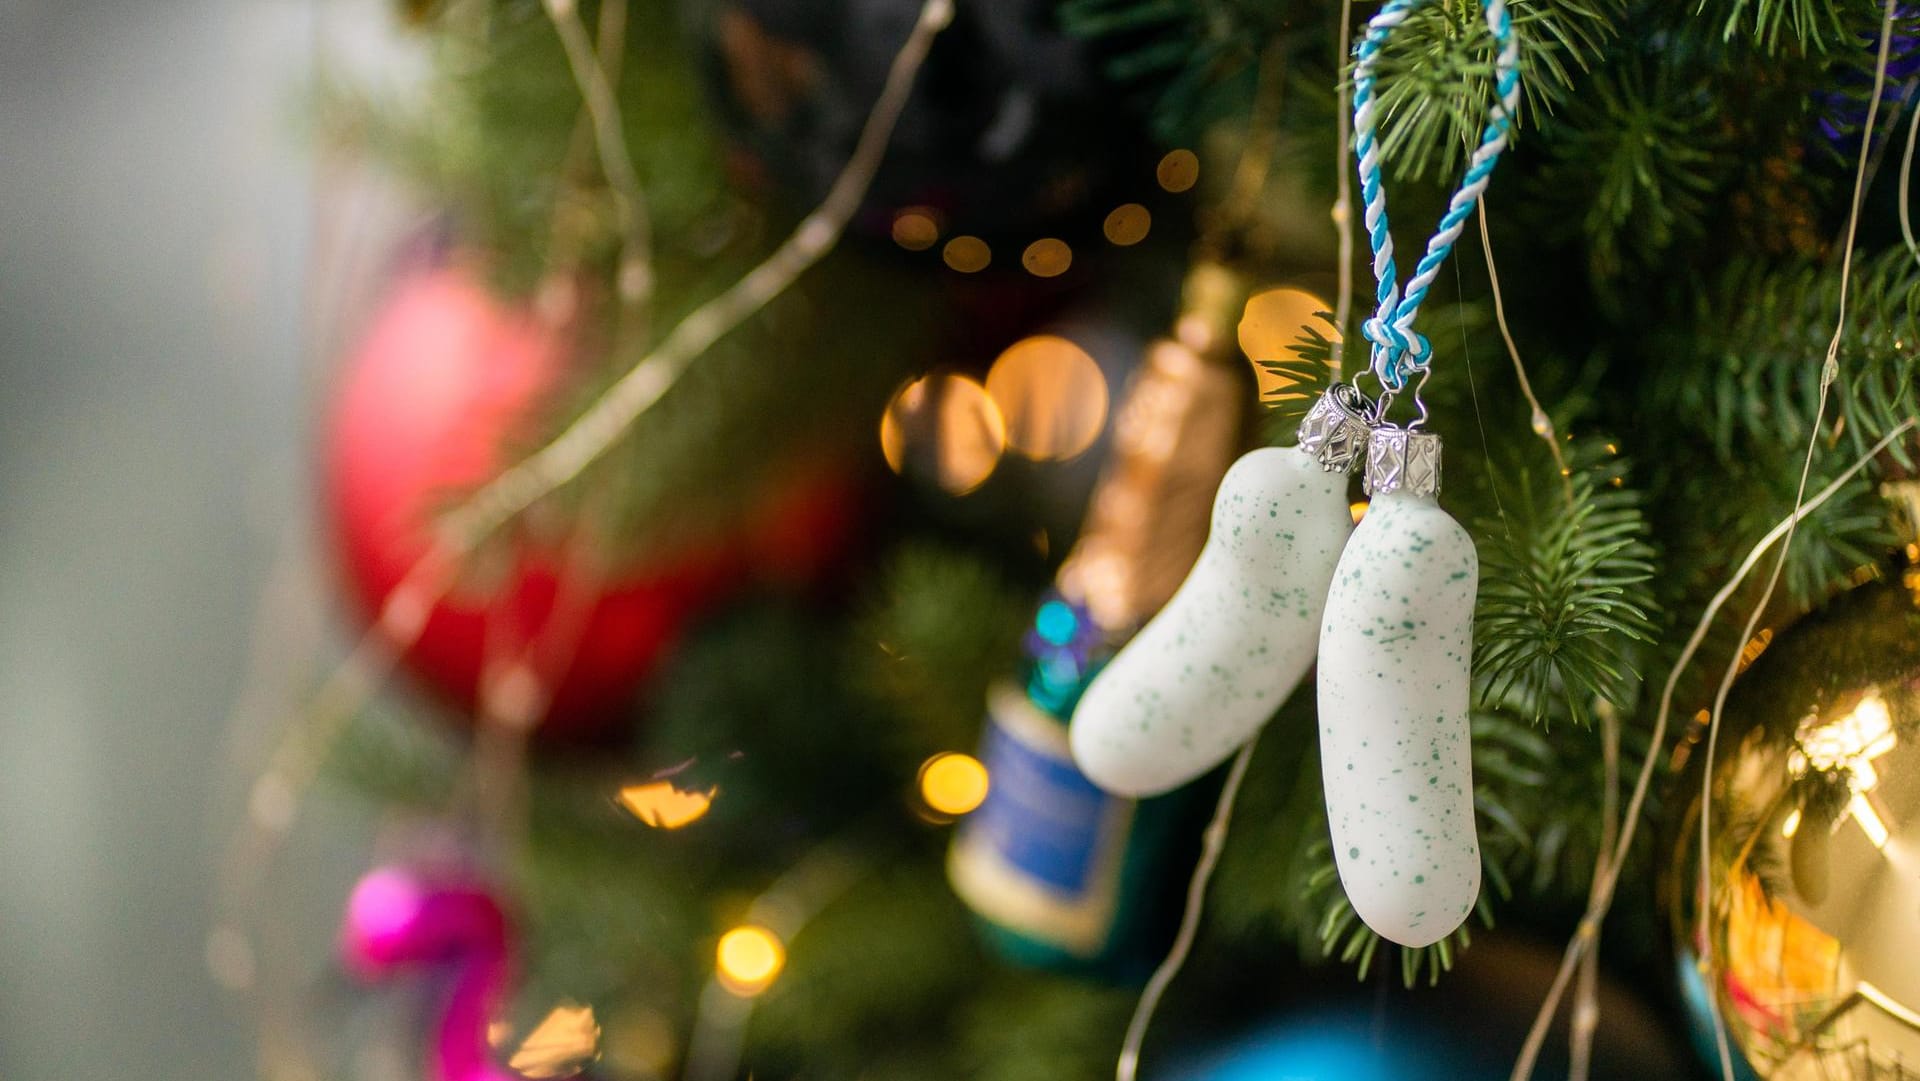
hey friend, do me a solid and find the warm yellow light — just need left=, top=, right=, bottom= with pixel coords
left=1021, top=238, right=1073, bottom=278
left=1849, top=793, right=1891, bottom=849
left=507, top=1002, right=602, bottom=1079
left=1797, top=691, right=1895, bottom=776
left=716, top=925, right=786, bottom=997
left=891, top=208, right=941, bottom=251
left=1239, top=287, right=1335, bottom=396
left=1156, top=149, right=1200, bottom=193
left=985, top=335, right=1109, bottom=462
left=617, top=780, right=717, bottom=830
left=1780, top=808, right=1803, bottom=838
left=1735, top=628, right=1773, bottom=671
left=1350, top=501, right=1369, bottom=524
left=942, top=235, right=992, bottom=273
left=878, top=373, right=1007, bottom=494
left=1103, top=203, right=1151, bottom=246
left=919, top=752, right=990, bottom=817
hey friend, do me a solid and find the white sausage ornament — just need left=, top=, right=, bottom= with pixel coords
left=1068, top=390, right=1371, bottom=798
left=1318, top=427, right=1480, bottom=948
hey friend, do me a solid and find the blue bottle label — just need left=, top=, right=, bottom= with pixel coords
left=948, top=682, right=1134, bottom=957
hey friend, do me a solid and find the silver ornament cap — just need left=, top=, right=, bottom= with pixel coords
left=1296, top=384, right=1374, bottom=474
left=1364, top=427, right=1442, bottom=497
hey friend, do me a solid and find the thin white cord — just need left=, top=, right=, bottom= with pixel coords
left=1506, top=417, right=1916, bottom=1081
left=1696, top=5, right=1898, bottom=1079
left=1116, top=741, right=1260, bottom=1081
left=1902, top=86, right=1920, bottom=266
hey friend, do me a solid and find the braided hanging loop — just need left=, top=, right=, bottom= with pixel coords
left=1351, top=0, right=1521, bottom=395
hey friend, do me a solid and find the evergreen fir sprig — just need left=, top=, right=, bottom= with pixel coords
left=1700, top=0, right=1852, bottom=53
left=1684, top=249, right=1920, bottom=467
left=1531, top=59, right=1727, bottom=284
left=1365, top=0, right=1622, bottom=181
left=853, top=544, right=1035, bottom=753
left=1655, top=248, right=1919, bottom=602
left=1058, top=0, right=1324, bottom=139
left=1473, top=442, right=1660, bottom=726
left=1305, top=833, right=1491, bottom=985
left=1257, top=320, right=1341, bottom=444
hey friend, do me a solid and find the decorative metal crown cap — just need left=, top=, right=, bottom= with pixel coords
left=1364, top=427, right=1442, bottom=498
left=1296, top=384, right=1375, bottom=474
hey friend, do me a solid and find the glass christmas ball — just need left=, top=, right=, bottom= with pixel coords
left=1663, top=572, right=1920, bottom=1080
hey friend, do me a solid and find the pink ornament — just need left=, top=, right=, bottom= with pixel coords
left=341, top=867, right=518, bottom=1081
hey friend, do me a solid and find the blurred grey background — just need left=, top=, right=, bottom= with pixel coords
left=0, top=3, right=406, bottom=1076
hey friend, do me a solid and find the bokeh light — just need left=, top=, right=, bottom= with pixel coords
left=1350, top=501, right=1370, bottom=524
left=984, top=335, right=1109, bottom=462
left=716, top=925, right=786, bottom=997
left=617, top=780, right=717, bottom=829
left=942, top=235, right=992, bottom=273
left=1104, top=203, right=1152, bottom=246
left=918, top=752, right=990, bottom=817
left=602, top=1005, right=677, bottom=1078
left=1239, top=287, right=1336, bottom=397
left=879, top=373, right=1007, bottom=494
left=506, top=1002, right=601, bottom=1079
left=1156, top=149, right=1200, bottom=193
left=891, top=207, right=941, bottom=251
left=1021, top=237, right=1073, bottom=278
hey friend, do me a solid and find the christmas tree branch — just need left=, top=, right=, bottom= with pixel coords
left=216, top=0, right=953, bottom=982
left=1507, top=415, right=1917, bottom=1081
left=1695, top=6, right=1898, bottom=1077
left=544, top=0, right=653, bottom=338
left=439, top=0, right=953, bottom=555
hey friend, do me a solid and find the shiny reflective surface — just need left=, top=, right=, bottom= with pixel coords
left=1666, top=576, right=1920, bottom=1079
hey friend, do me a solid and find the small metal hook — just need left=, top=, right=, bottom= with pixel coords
left=1403, top=366, right=1434, bottom=430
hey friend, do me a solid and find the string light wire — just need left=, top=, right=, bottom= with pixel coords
left=1695, top=5, right=1901, bottom=1078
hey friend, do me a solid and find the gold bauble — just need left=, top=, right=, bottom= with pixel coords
left=1664, top=573, right=1920, bottom=1079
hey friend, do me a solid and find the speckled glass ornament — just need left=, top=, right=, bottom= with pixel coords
left=1318, top=429, right=1480, bottom=948
left=1069, top=444, right=1353, bottom=797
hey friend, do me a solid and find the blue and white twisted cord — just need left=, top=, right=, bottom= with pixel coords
left=1351, top=0, right=1521, bottom=394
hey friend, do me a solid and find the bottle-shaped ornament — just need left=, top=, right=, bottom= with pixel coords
left=949, top=264, right=1248, bottom=978
left=1068, top=384, right=1370, bottom=797
left=1317, top=426, right=1480, bottom=948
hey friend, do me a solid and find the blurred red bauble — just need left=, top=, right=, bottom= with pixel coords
left=322, top=266, right=858, bottom=741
